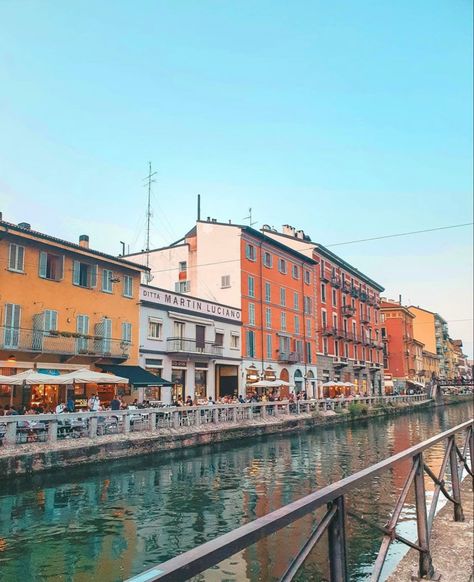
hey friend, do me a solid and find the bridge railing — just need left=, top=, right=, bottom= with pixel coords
left=0, top=394, right=427, bottom=449
left=127, top=419, right=474, bottom=582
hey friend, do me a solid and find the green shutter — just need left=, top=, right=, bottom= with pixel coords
left=73, top=261, right=80, bottom=285
left=39, top=252, right=47, bottom=278
left=90, top=265, right=98, bottom=288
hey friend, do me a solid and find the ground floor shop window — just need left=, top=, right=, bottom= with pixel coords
left=218, top=365, right=239, bottom=398
left=195, top=369, right=207, bottom=399
left=144, top=386, right=161, bottom=401
left=172, top=369, right=185, bottom=401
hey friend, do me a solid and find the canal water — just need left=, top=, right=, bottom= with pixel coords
left=0, top=402, right=472, bottom=582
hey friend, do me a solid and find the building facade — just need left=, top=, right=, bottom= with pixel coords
left=127, top=220, right=319, bottom=398
left=0, top=217, right=146, bottom=408
left=408, top=306, right=450, bottom=378
left=139, top=284, right=242, bottom=403
left=262, top=225, right=385, bottom=395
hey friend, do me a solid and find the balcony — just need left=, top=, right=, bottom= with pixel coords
left=331, top=275, right=341, bottom=288
left=333, top=356, right=349, bottom=367
left=341, top=305, right=356, bottom=317
left=321, top=270, right=330, bottom=283
left=342, top=282, right=352, bottom=294
left=0, top=326, right=130, bottom=360
left=369, top=362, right=382, bottom=371
left=359, top=291, right=368, bottom=303
left=353, top=359, right=366, bottom=369
left=166, top=337, right=223, bottom=356
left=350, top=287, right=360, bottom=298
left=361, top=315, right=370, bottom=324
left=278, top=351, right=301, bottom=364
left=321, top=326, right=337, bottom=336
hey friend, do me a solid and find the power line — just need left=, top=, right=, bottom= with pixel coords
left=147, top=221, right=474, bottom=275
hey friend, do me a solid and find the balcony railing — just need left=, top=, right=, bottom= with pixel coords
left=0, top=326, right=130, bottom=359
left=341, top=305, right=356, bottom=317
left=333, top=356, right=349, bottom=367
left=321, top=326, right=337, bottom=337
left=353, top=359, right=366, bottom=369
left=166, top=337, right=223, bottom=356
left=278, top=351, right=301, bottom=364
left=331, top=275, right=341, bottom=288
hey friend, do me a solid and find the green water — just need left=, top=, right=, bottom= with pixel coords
left=0, top=402, right=472, bottom=581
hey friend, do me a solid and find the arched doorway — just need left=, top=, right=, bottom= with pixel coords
left=279, top=368, right=290, bottom=399
left=306, top=370, right=315, bottom=398
left=294, top=369, right=303, bottom=394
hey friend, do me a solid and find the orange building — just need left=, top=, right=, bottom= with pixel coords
left=380, top=299, right=426, bottom=393
left=0, top=216, right=147, bottom=408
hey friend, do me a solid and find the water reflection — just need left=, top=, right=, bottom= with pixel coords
left=0, top=403, right=471, bottom=582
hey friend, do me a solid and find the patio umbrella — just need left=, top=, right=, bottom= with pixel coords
left=251, top=380, right=276, bottom=388
left=276, top=380, right=293, bottom=387
left=60, top=368, right=129, bottom=384
left=321, top=381, right=336, bottom=387
left=343, top=382, right=354, bottom=387
left=4, top=370, right=69, bottom=385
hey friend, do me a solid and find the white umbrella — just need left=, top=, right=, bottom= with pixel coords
left=343, top=382, right=354, bottom=387
left=251, top=380, right=276, bottom=388
left=276, top=380, right=293, bottom=387
left=322, top=381, right=337, bottom=387
left=60, top=368, right=129, bottom=384
left=3, top=370, right=69, bottom=385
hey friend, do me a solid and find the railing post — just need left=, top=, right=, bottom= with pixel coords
left=414, top=453, right=435, bottom=579
left=469, top=427, right=474, bottom=479
left=172, top=411, right=180, bottom=429
left=5, top=420, right=17, bottom=446
left=328, top=496, right=348, bottom=582
left=148, top=412, right=157, bottom=431
left=194, top=409, right=201, bottom=427
left=213, top=408, right=219, bottom=423
left=260, top=404, right=266, bottom=419
left=448, top=435, right=464, bottom=522
left=123, top=412, right=131, bottom=433
left=48, top=419, right=58, bottom=443
left=233, top=406, right=238, bottom=423
left=88, top=415, right=98, bottom=439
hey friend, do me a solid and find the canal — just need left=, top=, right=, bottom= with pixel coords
left=0, top=402, right=472, bottom=582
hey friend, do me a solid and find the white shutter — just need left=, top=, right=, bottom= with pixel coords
left=90, top=264, right=98, bottom=288
left=44, top=310, right=58, bottom=332
left=39, top=252, right=48, bottom=278
left=73, top=260, right=81, bottom=285
left=8, top=244, right=24, bottom=271
left=32, top=313, right=44, bottom=350
left=4, top=304, right=21, bottom=348
left=58, top=256, right=64, bottom=280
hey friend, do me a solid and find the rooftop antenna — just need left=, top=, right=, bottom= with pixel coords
left=143, top=162, right=158, bottom=282
left=197, top=194, right=201, bottom=221
left=244, top=207, right=257, bottom=227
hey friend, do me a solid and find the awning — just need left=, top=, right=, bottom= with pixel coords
left=60, top=368, right=129, bottom=384
left=0, top=370, right=71, bottom=385
left=98, top=365, right=173, bottom=387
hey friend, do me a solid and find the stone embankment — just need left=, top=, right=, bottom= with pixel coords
left=0, top=397, right=439, bottom=479
left=387, top=477, right=473, bottom=582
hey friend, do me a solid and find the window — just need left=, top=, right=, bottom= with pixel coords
left=263, top=252, right=273, bottom=268
left=175, top=280, right=190, bottom=293
left=266, top=334, right=272, bottom=359
left=335, top=340, right=339, bottom=357
left=40, top=252, right=64, bottom=281
left=295, top=340, right=303, bottom=357
left=248, top=303, right=255, bottom=325
left=323, top=337, right=328, bottom=355
left=102, top=269, right=113, bottom=293
left=333, top=314, right=338, bottom=329
left=76, top=314, right=89, bottom=352
left=179, top=261, right=187, bottom=273
left=321, top=309, right=327, bottom=328
left=215, top=332, right=224, bottom=347
left=246, top=330, right=256, bottom=357
left=294, top=292, right=299, bottom=310
left=321, top=283, right=326, bottom=303
left=332, top=289, right=337, bottom=307
left=44, top=310, right=58, bottom=332
left=278, top=258, right=287, bottom=274
left=4, top=303, right=21, bottom=348
left=281, top=311, right=286, bottom=331
left=71, top=260, right=96, bottom=288
left=121, top=322, right=132, bottom=345
left=246, top=243, right=256, bottom=261
left=292, top=264, right=300, bottom=279
left=279, top=335, right=290, bottom=353
left=265, top=307, right=272, bottom=329
left=148, top=317, right=163, bottom=340
left=304, top=270, right=311, bottom=285
left=265, top=282, right=271, bottom=303
left=248, top=275, right=255, bottom=298
left=95, top=318, right=112, bottom=353
left=304, top=296, right=313, bottom=315
left=294, top=315, right=300, bottom=334
left=280, top=287, right=286, bottom=306
left=306, top=318, right=311, bottom=337
left=221, top=275, right=231, bottom=288
left=8, top=244, right=25, bottom=272
left=231, top=333, right=240, bottom=349
left=306, top=342, right=312, bottom=364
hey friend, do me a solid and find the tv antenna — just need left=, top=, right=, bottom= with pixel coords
left=143, top=162, right=158, bottom=281
left=244, top=208, right=257, bottom=227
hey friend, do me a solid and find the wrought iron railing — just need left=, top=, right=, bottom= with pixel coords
left=166, top=337, right=223, bottom=356
left=0, top=326, right=130, bottom=359
left=127, top=418, right=473, bottom=582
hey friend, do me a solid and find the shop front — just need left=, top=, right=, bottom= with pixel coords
left=216, top=364, right=239, bottom=398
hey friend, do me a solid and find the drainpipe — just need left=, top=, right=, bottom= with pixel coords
left=258, top=241, right=265, bottom=379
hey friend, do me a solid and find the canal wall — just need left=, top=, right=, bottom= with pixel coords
left=0, top=397, right=469, bottom=479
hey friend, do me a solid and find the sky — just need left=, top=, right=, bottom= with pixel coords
left=0, top=1, right=473, bottom=355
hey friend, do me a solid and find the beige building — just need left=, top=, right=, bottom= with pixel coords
left=408, top=306, right=449, bottom=378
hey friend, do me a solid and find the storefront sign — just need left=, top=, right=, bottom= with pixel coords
left=141, top=286, right=242, bottom=323
left=172, top=360, right=187, bottom=368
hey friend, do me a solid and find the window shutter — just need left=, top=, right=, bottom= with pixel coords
left=58, top=256, right=64, bottom=280
left=8, top=244, right=16, bottom=270
left=39, top=252, right=48, bottom=278
left=73, top=260, right=80, bottom=285
left=90, top=265, right=98, bottom=288
left=175, top=282, right=180, bottom=292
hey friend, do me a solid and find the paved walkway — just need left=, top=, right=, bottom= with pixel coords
left=387, top=477, right=473, bottom=581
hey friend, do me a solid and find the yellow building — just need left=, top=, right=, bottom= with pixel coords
left=421, top=349, right=440, bottom=380
left=408, top=306, right=449, bottom=377
left=0, top=217, right=147, bottom=407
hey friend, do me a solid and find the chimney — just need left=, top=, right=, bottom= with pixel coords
left=282, top=224, right=296, bottom=237
left=296, top=229, right=305, bottom=240
left=79, top=234, right=89, bottom=249
left=399, top=294, right=402, bottom=305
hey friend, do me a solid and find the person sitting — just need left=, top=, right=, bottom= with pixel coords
left=55, top=402, right=65, bottom=414
left=185, top=395, right=193, bottom=406
left=110, top=395, right=121, bottom=411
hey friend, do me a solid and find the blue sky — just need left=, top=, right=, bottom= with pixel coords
left=1, top=1, right=473, bottom=355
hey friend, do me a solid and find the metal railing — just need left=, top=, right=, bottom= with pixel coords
left=166, top=337, right=223, bottom=356
left=0, top=395, right=428, bottom=449
left=127, top=418, right=473, bottom=582
left=0, top=326, right=130, bottom=359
